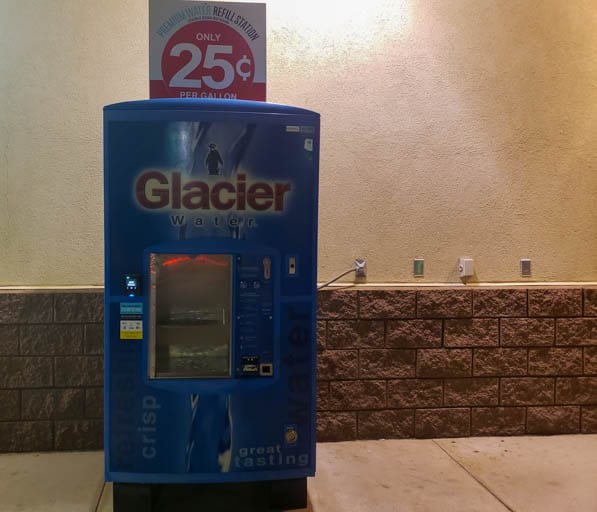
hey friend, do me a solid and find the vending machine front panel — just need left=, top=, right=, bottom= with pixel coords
left=103, top=100, right=319, bottom=488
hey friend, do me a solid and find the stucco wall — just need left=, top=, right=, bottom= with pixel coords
left=1, top=0, right=596, bottom=286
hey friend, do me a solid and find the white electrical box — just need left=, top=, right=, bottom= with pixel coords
left=458, top=257, right=474, bottom=278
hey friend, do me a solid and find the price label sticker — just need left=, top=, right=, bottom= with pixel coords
left=120, top=320, right=143, bottom=340
left=150, top=1, right=266, bottom=101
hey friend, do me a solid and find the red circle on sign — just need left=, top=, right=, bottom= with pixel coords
left=161, top=21, right=255, bottom=98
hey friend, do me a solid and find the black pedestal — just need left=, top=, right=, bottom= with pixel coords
left=113, top=478, right=307, bottom=512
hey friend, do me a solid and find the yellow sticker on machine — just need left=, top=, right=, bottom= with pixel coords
left=120, top=320, right=143, bottom=340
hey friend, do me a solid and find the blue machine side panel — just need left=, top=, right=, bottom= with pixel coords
left=104, top=101, right=319, bottom=484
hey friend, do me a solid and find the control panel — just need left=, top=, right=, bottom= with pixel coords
left=235, top=255, right=274, bottom=377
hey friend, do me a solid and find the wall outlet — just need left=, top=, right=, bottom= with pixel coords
left=520, top=258, right=531, bottom=277
left=355, top=259, right=367, bottom=279
left=413, top=258, right=424, bottom=277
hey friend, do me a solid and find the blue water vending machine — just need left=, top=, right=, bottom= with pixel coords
left=103, top=99, right=319, bottom=511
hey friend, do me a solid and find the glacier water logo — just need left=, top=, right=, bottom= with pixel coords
left=135, top=171, right=291, bottom=212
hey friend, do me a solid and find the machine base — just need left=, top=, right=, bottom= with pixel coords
left=113, top=478, right=307, bottom=511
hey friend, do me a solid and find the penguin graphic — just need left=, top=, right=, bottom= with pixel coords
left=205, top=143, right=223, bottom=175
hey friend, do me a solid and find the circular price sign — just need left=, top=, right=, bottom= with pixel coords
left=161, top=21, right=255, bottom=98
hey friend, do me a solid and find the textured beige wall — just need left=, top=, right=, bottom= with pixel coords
left=1, top=0, right=596, bottom=286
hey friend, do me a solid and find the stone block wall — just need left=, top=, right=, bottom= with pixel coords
left=0, top=291, right=104, bottom=452
left=317, top=288, right=597, bottom=441
left=0, top=287, right=596, bottom=452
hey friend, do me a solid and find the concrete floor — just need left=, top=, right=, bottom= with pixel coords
left=0, top=451, right=104, bottom=512
left=0, top=435, right=595, bottom=511
left=309, top=436, right=597, bottom=512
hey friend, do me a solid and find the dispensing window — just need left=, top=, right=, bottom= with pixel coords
left=149, top=253, right=232, bottom=379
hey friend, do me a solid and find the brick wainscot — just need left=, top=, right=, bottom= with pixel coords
left=0, top=287, right=596, bottom=451
left=0, top=291, right=103, bottom=451
left=317, top=288, right=597, bottom=441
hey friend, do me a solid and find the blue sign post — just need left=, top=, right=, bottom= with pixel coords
left=104, top=99, right=319, bottom=510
